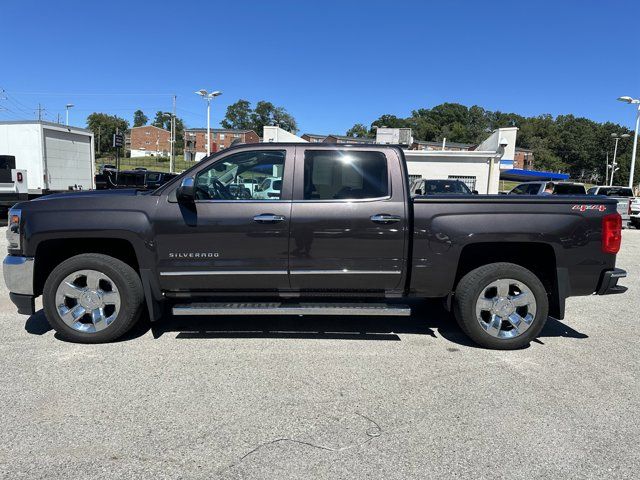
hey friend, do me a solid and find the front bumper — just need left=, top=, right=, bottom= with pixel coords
left=596, top=268, right=627, bottom=295
left=3, top=255, right=36, bottom=315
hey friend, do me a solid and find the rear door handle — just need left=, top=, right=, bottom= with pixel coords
left=253, top=213, right=286, bottom=223
left=370, top=214, right=402, bottom=224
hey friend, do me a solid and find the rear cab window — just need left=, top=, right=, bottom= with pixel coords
left=595, top=187, right=633, bottom=197
left=553, top=183, right=586, bottom=195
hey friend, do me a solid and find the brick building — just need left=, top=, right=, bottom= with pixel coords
left=513, top=147, right=535, bottom=170
left=183, top=128, right=260, bottom=161
left=301, top=133, right=327, bottom=143
left=129, top=125, right=171, bottom=157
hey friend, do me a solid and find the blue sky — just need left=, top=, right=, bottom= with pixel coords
left=1, top=0, right=639, bottom=135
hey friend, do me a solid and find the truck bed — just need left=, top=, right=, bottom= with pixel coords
left=410, top=195, right=617, bottom=311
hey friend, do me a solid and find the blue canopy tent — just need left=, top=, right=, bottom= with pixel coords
left=500, top=169, right=570, bottom=182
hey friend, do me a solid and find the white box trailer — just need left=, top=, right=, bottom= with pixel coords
left=0, top=121, right=95, bottom=199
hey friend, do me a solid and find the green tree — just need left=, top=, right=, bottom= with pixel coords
left=221, top=99, right=298, bottom=135
left=174, top=116, right=185, bottom=154
left=86, top=113, right=129, bottom=155
left=133, top=109, right=148, bottom=127
left=251, top=101, right=298, bottom=134
left=346, top=123, right=371, bottom=138
left=370, top=114, right=409, bottom=131
left=151, top=111, right=169, bottom=129
left=221, top=99, right=252, bottom=130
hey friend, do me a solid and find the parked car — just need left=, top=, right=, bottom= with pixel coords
left=0, top=155, right=28, bottom=208
left=253, top=176, right=282, bottom=199
left=96, top=169, right=177, bottom=190
left=508, top=181, right=587, bottom=195
left=411, top=179, right=476, bottom=196
left=587, top=186, right=634, bottom=228
left=99, top=164, right=117, bottom=174
left=630, top=197, right=640, bottom=228
left=3, top=144, right=627, bottom=349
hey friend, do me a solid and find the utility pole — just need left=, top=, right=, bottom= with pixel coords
left=36, top=103, right=45, bottom=121
left=171, top=94, right=176, bottom=173
left=97, top=126, right=101, bottom=155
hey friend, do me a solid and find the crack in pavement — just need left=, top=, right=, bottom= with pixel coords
left=219, top=412, right=382, bottom=474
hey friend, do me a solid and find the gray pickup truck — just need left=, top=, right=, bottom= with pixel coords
left=3, top=144, right=628, bottom=349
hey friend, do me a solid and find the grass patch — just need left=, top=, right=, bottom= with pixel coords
left=96, top=155, right=194, bottom=173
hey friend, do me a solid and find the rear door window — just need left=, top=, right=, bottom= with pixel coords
left=303, top=150, right=388, bottom=200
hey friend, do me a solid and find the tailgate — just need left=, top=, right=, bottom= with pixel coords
left=614, top=198, right=630, bottom=217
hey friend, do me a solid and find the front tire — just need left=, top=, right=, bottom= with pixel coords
left=43, top=253, right=144, bottom=343
left=453, top=262, right=549, bottom=350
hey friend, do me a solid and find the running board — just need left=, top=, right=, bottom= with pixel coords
left=172, top=302, right=411, bottom=317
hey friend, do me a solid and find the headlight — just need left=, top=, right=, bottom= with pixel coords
left=7, top=208, right=21, bottom=250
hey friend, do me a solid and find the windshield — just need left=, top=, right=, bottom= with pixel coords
left=422, top=180, right=471, bottom=194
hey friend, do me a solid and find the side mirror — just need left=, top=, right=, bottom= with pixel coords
left=414, top=188, right=423, bottom=195
left=177, top=177, right=195, bottom=203
left=472, top=190, right=479, bottom=194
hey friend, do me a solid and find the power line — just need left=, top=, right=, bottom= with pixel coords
left=8, top=91, right=175, bottom=96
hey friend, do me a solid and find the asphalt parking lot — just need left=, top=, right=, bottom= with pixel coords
left=0, top=228, right=638, bottom=479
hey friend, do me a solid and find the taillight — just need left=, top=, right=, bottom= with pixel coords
left=629, top=201, right=633, bottom=216
left=16, top=172, right=23, bottom=182
left=602, top=213, right=622, bottom=254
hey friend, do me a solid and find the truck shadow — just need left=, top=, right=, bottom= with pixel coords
left=24, top=300, right=588, bottom=348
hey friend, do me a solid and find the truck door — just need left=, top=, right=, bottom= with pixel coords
left=288, top=147, right=408, bottom=292
left=154, top=146, right=294, bottom=292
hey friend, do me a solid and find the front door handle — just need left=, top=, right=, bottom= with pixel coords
left=253, top=213, right=286, bottom=224
left=370, top=214, right=402, bottom=224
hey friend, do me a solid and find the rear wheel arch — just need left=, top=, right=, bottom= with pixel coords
left=454, top=242, right=562, bottom=318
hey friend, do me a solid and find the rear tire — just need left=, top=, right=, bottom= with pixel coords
left=43, top=253, right=144, bottom=343
left=453, top=262, right=549, bottom=350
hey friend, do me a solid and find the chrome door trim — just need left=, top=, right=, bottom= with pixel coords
left=160, top=270, right=288, bottom=277
left=289, top=270, right=402, bottom=275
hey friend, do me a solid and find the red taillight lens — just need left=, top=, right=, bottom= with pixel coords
left=16, top=172, right=23, bottom=182
left=602, top=213, right=622, bottom=254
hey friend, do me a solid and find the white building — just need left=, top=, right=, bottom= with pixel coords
left=404, top=127, right=518, bottom=194
left=0, top=121, right=95, bottom=194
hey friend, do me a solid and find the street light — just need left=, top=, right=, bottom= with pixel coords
left=195, top=89, right=222, bottom=157
left=617, top=96, right=640, bottom=190
left=65, top=103, right=74, bottom=126
left=609, top=132, right=631, bottom=186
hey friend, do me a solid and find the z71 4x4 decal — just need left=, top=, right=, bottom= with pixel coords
left=572, top=204, right=607, bottom=212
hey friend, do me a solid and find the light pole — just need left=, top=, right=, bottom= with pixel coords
left=65, top=103, right=74, bottom=126
left=609, top=133, right=630, bottom=186
left=162, top=112, right=175, bottom=173
left=617, top=96, right=640, bottom=190
left=195, top=89, right=222, bottom=157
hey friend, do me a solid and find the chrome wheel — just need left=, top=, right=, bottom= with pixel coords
left=54, top=269, right=121, bottom=333
left=475, top=278, right=537, bottom=339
